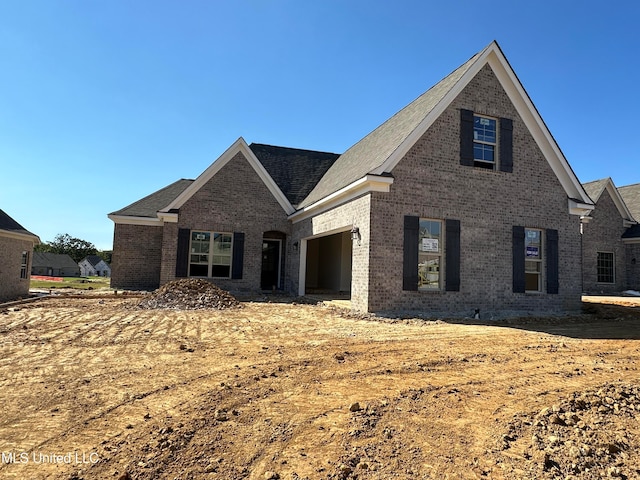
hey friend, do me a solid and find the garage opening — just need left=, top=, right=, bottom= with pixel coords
left=304, top=231, right=352, bottom=297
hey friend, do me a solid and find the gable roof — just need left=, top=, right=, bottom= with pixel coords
left=298, top=41, right=593, bottom=216
left=82, top=254, right=108, bottom=267
left=249, top=143, right=339, bottom=207
left=32, top=252, right=79, bottom=269
left=0, top=209, right=39, bottom=242
left=159, top=137, right=296, bottom=216
left=582, top=178, right=635, bottom=224
left=619, top=183, right=640, bottom=222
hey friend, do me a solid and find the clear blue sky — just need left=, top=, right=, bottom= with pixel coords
left=1, top=1, right=638, bottom=250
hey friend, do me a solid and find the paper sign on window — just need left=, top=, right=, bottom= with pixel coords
left=526, top=246, right=539, bottom=257
left=422, top=238, right=439, bottom=252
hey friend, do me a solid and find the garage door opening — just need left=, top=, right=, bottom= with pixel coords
left=304, top=231, right=352, bottom=299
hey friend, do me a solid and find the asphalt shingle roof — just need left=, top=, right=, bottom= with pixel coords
left=110, top=179, right=194, bottom=218
left=249, top=143, right=340, bottom=207
left=582, top=179, right=609, bottom=204
left=83, top=254, right=105, bottom=267
left=32, top=252, right=79, bottom=270
left=298, top=50, right=482, bottom=208
left=0, top=209, right=38, bottom=238
left=619, top=183, right=640, bottom=223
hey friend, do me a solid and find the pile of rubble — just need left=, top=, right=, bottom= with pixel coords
left=136, top=279, right=240, bottom=310
left=500, top=382, right=640, bottom=478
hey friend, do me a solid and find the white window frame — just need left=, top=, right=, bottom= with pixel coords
left=188, top=231, right=233, bottom=278
left=596, top=251, right=615, bottom=284
left=525, top=228, right=543, bottom=292
left=473, top=114, right=498, bottom=170
left=418, top=219, right=443, bottom=291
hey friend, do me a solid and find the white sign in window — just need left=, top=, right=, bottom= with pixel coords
left=421, top=238, right=439, bottom=252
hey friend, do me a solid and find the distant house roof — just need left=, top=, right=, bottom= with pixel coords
left=109, top=179, right=194, bottom=218
left=0, top=209, right=39, bottom=242
left=32, top=252, right=79, bottom=270
left=82, top=254, right=108, bottom=267
left=249, top=143, right=339, bottom=207
left=619, top=183, right=640, bottom=222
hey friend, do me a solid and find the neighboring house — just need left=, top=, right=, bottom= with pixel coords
left=581, top=178, right=636, bottom=294
left=79, top=255, right=111, bottom=277
left=618, top=183, right=640, bottom=290
left=110, top=41, right=595, bottom=316
left=0, top=209, right=39, bottom=302
left=31, top=252, right=80, bottom=277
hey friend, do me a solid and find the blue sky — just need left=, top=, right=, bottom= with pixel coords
left=1, top=1, right=639, bottom=250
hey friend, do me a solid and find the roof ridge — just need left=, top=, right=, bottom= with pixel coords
left=249, top=143, right=340, bottom=156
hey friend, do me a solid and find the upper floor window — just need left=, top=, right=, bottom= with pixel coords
left=460, top=109, right=513, bottom=173
left=473, top=115, right=497, bottom=169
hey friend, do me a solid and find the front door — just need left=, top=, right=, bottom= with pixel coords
left=261, top=239, right=281, bottom=290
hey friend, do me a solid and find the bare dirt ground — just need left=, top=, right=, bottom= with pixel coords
left=1, top=292, right=640, bottom=479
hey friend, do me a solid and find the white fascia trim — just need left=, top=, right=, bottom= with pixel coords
left=160, top=137, right=295, bottom=216
left=290, top=175, right=393, bottom=223
left=108, top=214, right=162, bottom=226
left=373, top=41, right=593, bottom=214
left=0, top=229, right=40, bottom=243
left=622, top=237, right=640, bottom=245
left=569, top=199, right=595, bottom=216
left=157, top=212, right=178, bottom=223
left=624, top=220, right=637, bottom=228
left=603, top=180, right=636, bottom=223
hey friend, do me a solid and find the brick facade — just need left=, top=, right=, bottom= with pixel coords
left=110, top=45, right=594, bottom=317
left=625, top=243, right=640, bottom=291
left=0, top=235, right=34, bottom=302
left=581, top=188, right=628, bottom=294
left=161, top=151, right=291, bottom=294
left=291, top=194, right=371, bottom=311
left=110, top=223, right=163, bottom=290
left=365, top=64, right=582, bottom=316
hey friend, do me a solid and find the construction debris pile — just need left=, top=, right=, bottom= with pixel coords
left=500, top=382, right=640, bottom=478
left=136, top=279, right=240, bottom=310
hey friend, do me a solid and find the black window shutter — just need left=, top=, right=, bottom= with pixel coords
left=460, top=109, right=474, bottom=166
left=445, top=219, right=461, bottom=291
left=512, top=226, right=525, bottom=293
left=231, top=232, right=245, bottom=279
left=403, top=216, right=419, bottom=291
left=499, top=117, right=513, bottom=173
left=546, top=229, right=559, bottom=294
left=175, top=228, right=190, bottom=278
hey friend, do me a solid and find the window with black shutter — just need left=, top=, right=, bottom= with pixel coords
left=460, top=109, right=513, bottom=172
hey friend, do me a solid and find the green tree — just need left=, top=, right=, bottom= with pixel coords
left=34, top=234, right=99, bottom=264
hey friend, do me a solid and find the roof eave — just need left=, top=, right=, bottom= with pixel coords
left=108, top=214, right=163, bottom=226
left=289, top=174, right=394, bottom=223
left=0, top=229, right=40, bottom=244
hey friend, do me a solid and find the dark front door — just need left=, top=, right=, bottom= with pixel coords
left=261, top=239, right=281, bottom=290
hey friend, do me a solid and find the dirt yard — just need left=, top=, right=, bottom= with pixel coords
left=1, top=291, right=640, bottom=479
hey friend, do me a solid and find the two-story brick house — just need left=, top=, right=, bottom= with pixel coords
left=110, top=41, right=594, bottom=317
